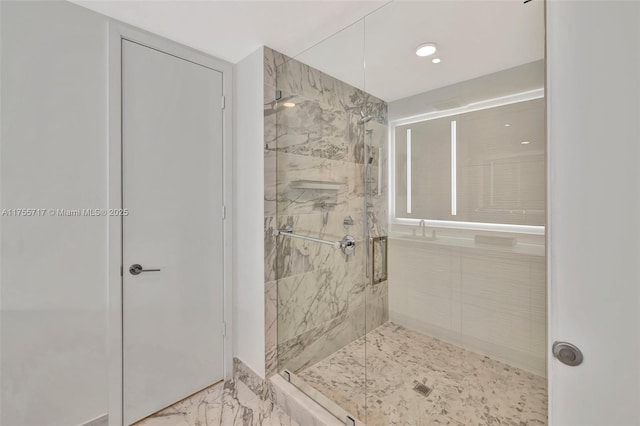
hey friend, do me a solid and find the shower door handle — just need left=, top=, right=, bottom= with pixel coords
left=129, top=264, right=161, bottom=275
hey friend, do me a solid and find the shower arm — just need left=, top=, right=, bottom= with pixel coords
left=273, top=226, right=356, bottom=255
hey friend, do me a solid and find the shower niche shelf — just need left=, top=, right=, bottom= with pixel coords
left=289, top=180, right=343, bottom=191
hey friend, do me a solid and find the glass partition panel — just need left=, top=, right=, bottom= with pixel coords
left=271, top=1, right=548, bottom=424
left=272, top=20, right=369, bottom=424
left=364, top=1, right=548, bottom=425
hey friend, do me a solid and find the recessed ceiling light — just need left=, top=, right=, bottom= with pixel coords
left=521, top=141, right=530, bottom=145
left=283, top=102, right=296, bottom=108
left=432, top=58, right=441, bottom=64
left=416, top=42, right=437, bottom=57
left=504, top=124, right=511, bottom=127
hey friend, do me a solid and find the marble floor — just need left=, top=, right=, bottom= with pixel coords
left=135, top=380, right=299, bottom=426
left=298, top=322, right=548, bottom=426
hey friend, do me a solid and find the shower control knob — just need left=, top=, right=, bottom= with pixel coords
left=341, top=235, right=356, bottom=256
left=552, top=341, right=583, bottom=366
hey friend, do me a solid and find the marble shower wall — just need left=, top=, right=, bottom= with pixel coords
left=263, top=47, right=388, bottom=378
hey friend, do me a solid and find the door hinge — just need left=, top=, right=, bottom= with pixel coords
left=221, top=95, right=226, bottom=110
left=222, top=205, right=226, bottom=220
left=120, top=265, right=123, bottom=277
left=222, top=321, right=227, bottom=337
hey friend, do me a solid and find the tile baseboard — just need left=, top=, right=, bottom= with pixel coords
left=233, top=357, right=267, bottom=398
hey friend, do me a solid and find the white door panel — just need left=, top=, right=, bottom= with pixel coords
left=548, top=2, right=640, bottom=425
left=122, top=39, right=224, bottom=424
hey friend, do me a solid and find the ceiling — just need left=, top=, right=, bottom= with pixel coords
left=70, top=0, right=387, bottom=63
left=299, top=0, right=545, bottom=101
left=72, top=0, right=544, bottom=102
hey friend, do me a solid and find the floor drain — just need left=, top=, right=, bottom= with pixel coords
left=413, top=381, right=433, bottom=397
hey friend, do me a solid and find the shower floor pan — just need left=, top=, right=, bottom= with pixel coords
left=297, top=322, right=547, bottom=426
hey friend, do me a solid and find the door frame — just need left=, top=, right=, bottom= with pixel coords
left=107, top=22, right=233, bottom=426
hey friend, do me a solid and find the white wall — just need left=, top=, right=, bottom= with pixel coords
left=547, top=1, right=640, bottom=425
left=233, top=47, right=266, bottom=378
left=1, top=2, right=265, bottom=424
left=1, top=1, right=108, bottom=425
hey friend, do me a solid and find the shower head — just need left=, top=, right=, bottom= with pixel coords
left=359, top=110, right=373, bottom=124
left=345, top=106, right=373, bottom=124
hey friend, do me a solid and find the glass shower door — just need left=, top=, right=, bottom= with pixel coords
left=271, top=21, right=371, bottom=424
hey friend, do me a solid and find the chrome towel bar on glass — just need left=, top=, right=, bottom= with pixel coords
left=273, top=225, right=356, bottom=256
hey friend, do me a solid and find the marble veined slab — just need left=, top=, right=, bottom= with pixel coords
left=135, top=380, right=299, bottom=426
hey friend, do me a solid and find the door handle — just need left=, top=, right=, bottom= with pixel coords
left=129, top=264, right=161, bottom=275
left=552, top=341, right=584, bottom=366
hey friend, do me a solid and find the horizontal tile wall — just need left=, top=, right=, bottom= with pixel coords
left=388, top=234, right=546, bottom=376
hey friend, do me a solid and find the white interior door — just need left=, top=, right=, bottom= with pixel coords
left=122, top=39, right=224, bottom=425
left=548, top=2, right=640, bottom=425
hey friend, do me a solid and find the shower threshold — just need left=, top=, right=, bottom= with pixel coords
left=283, top=369, right=365, bottom=426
